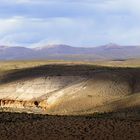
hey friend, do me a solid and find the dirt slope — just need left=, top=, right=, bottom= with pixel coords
left=0, top=64, right=139, bottom=115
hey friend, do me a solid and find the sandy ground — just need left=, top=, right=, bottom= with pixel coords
left=0, top=112, right=139, bottom=140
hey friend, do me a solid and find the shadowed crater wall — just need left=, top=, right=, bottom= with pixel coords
left=0, top=64, right=140, bottom=114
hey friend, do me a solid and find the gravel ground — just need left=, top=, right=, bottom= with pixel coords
left=0, top=112, right=139, bottom=140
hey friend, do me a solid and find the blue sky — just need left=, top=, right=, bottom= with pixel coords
left=0, top=0, right=140, bottom=47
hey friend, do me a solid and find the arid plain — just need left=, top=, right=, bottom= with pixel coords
left=0, top=59, right=140, bottom=139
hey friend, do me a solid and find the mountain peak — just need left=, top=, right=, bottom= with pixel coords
left=0, top=43, right=139, bottom=60
left=104, top=43, right=121, bottom=48
left=35, top=44, right=72, bottom=50
left=101, top=43, right=121, bottom=49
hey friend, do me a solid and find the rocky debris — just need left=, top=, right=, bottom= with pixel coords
left=0, top=112, right=139, bottom=140
left=0, top=99, right=48, bottom=110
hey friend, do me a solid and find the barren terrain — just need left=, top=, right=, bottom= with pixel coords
left=0, top=112, right=139, bottom=140
left=0, top=60, right=139, bottom=139
left=0, top=60, right=140, bottom=115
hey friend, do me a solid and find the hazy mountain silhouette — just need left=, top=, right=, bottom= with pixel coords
left=0, top=44, right=140, bottom=60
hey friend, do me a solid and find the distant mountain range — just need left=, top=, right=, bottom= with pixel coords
left=0, top=43, right=140, bottom=61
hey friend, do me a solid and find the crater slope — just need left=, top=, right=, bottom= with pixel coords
left=0, top=64, right=140, bottom=115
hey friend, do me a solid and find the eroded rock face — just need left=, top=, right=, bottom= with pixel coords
left=0, top=100, right=35, bottom=108
left=0, top=99, right=48, bottom=110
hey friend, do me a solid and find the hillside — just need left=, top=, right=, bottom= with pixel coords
left=0, top=62, right=139, bottom=115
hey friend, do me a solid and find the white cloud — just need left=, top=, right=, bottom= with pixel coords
left=0, top=0, right=140, bottom=47
left=0, top=17, right=21, bottom=35
left=0, top=16, right=96, bottom=46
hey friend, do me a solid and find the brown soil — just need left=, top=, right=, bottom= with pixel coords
left=0, top=112, right=139, bottom=140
